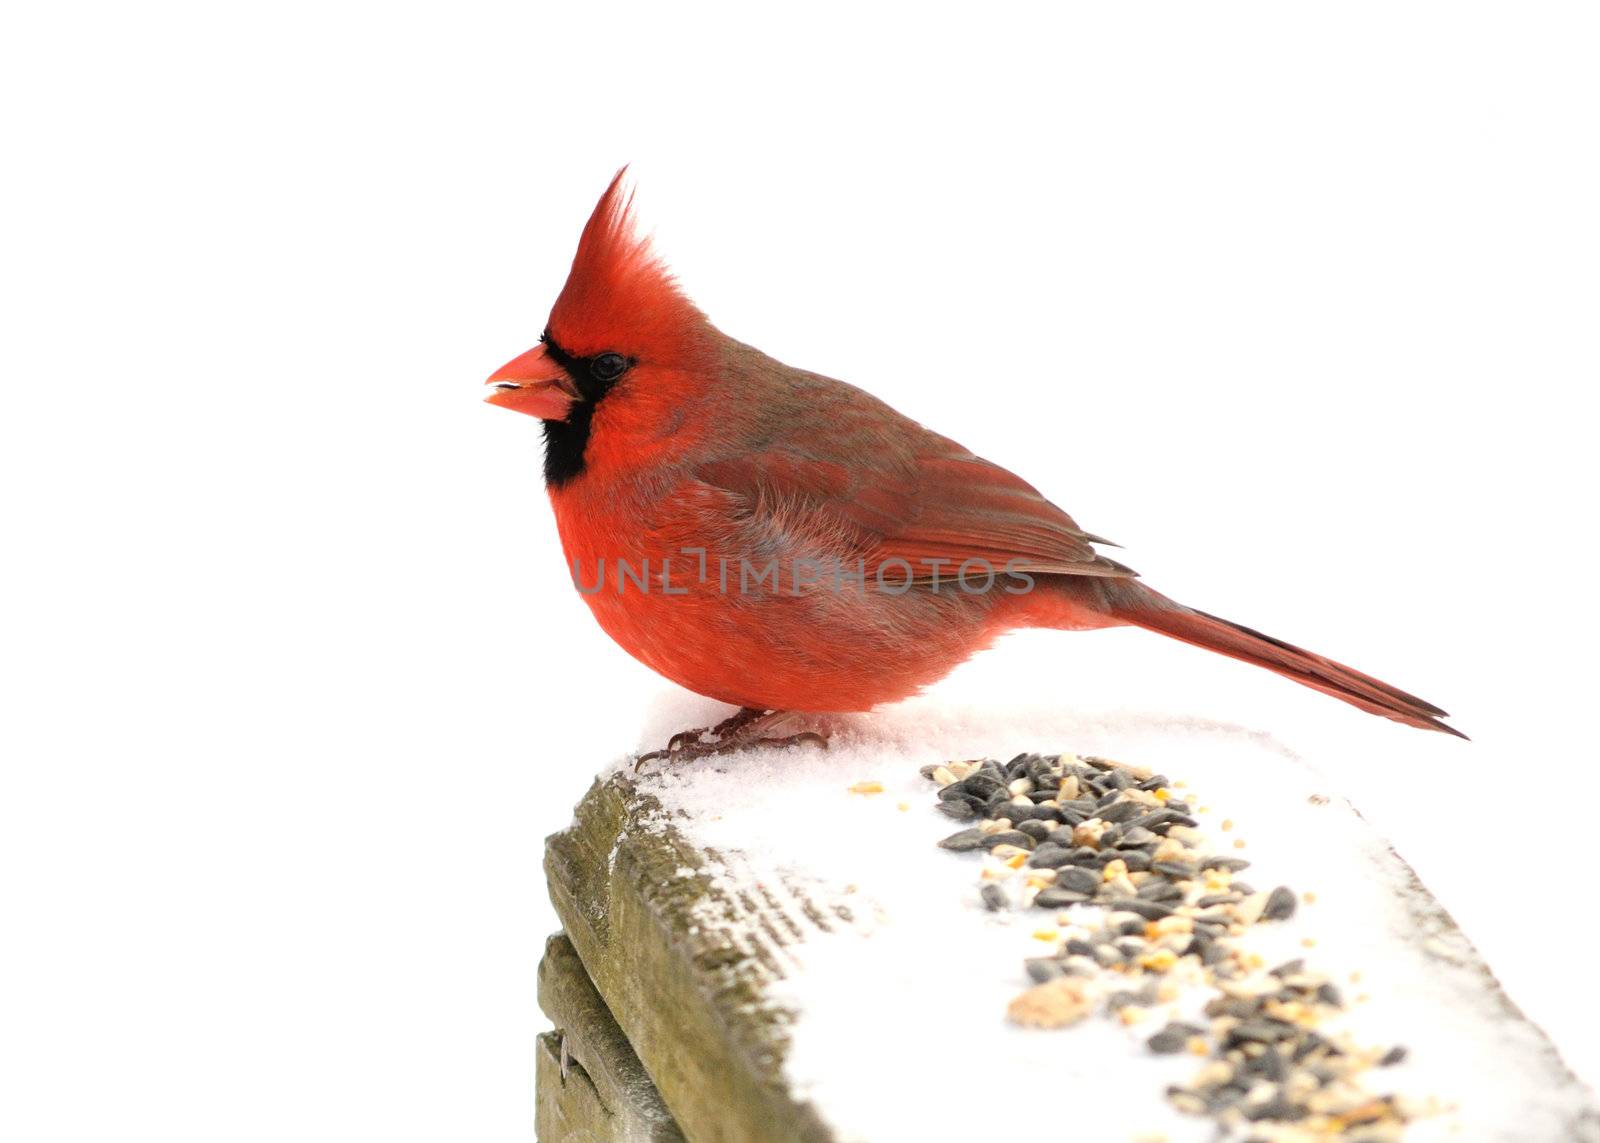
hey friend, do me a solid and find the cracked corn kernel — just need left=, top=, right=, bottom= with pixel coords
left=1007, top=976, right=1092, bottom=1029
left=1139, top=949, right=1178, bottom=972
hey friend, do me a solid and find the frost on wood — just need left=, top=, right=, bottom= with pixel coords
left=545, top=776, right=840, bottom=1142
left=547, top=717, right=1600, bottom=1142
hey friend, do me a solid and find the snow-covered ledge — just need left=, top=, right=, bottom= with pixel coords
left=539, top=715, right=1600, bottom=1142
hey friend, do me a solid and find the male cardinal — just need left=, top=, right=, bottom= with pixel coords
left=486, top=172, right=1460, bottom=758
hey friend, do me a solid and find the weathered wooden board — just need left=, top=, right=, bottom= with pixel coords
left=536, top=933, right=684, bottom=1142
left=545, top=758, right=1600, bottom=1142
left=535, top=1032, right=611, bottom=1142
left=545, top=778, right=839, bottom=1143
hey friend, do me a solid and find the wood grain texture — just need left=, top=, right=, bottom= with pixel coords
left=537, top=933, right=685, bottom=1142
left=544, top=776, right=845, bottom=1143
left=536, top=1032, right=613, bottom=1142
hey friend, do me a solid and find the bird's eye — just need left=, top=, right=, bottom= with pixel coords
left=591, top=353, right=628, bottom=382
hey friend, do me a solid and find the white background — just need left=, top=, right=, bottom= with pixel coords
left=4, top=2, right=1597, bottom=1139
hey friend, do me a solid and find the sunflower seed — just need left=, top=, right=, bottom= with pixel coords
left=938, top=828, right=986, bottom=851
left=1263, top=885, right=1298, bottom=921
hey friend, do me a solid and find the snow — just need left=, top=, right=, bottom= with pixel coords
left=636, top=661, right=1595, bottom=1141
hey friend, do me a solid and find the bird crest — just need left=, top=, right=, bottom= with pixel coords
left=547, top=169, right=705, bottom=361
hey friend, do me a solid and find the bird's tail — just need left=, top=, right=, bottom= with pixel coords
left=1096, top=581, right=1463, bottom=738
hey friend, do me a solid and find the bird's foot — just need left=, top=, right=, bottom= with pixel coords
left=635, top=707, right=828, bottom=771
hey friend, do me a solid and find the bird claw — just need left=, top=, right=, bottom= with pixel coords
left=635, top=709, right=828, bottom=771
left=663, top=727, right=705, bottom=753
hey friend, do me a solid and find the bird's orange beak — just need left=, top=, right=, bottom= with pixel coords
left=484, top=344, right=581, bottom=421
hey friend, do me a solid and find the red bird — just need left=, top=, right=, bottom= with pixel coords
left=487, top=173, right=1460, bottom=758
